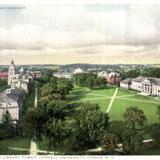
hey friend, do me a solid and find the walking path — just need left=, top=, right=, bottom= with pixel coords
left=116, top=97, right=160, bottom=104
left=106, top=88, right=118, bottom=113
left=9, top=147, right=60, bottom=155
left=86, top=139, right=153, bottom=153
left=30, top=88, right=38, bottom=155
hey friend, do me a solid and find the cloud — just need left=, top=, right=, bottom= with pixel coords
left=0, top=4, right=160, bottom=64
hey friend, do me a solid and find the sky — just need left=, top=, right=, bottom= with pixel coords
left=0, top=4, right=160, bottom=65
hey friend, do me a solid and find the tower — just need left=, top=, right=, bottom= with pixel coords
left=8, top=60, right=16, bottom=85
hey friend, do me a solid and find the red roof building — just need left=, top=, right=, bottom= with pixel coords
left=0, top=72, right=8, bottom=80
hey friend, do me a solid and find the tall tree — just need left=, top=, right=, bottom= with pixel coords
left=123, top=106, right=147, bottom=130
left=77, top=103, right=109, bottom=147
left=40, top=83, right=61, bottom=101
left=102, top=133, right=119, bottom=154
left=23, top=107, right=47, bottom=142
left=43, top=118, right=70, bottom=151
left=122, top=129, right=143, bottom=154
left=107, top=121, right=125, bottom=142
left=149, top=123, right=160, bottom=147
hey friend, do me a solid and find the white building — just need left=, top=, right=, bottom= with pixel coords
left=130, top=76, right=144, bottom=92
left=53, top=72, right=72, bottom=79
left=120, top=78, right=132, bottom=89
left=121, top=76, right=160, bottom=96
left=73, top=68, right=84, bottom=74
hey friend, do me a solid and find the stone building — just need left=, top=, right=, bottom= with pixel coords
left=8, top=60, right=32, bottom=93
left=0, top=88, right=25, bottom=123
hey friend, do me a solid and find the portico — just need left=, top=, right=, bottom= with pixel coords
left=141, top=79, right=152, bottom=95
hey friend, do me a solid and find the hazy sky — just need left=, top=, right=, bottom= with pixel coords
left=0, top=4, right=160, bottom=64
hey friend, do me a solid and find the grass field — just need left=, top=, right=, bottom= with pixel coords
left=68, top=86, right=160, bottom=124
left=0, top=136, right=30, bottom=155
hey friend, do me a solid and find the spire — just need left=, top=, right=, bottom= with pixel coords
left=11, top=60, right=14, bottom=65
left=9, top=60, right=16, bottom=70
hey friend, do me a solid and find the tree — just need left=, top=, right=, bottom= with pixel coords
left=122, top=69, right=141, bottom=79
left=156, top=105, right=160, bottom=122
left=77, top=103, right=109, bottom=147
left=23, top=107, right=47, bottom=142
left=40, top=83, right=62, bottom=101
left=46, top=100, right=67, bottom=120
left=57, top=79, right=73, bottom=99
left=2, top=111, right=12, bottom=127
left=43, top=118, right=70, bottom=151
left=50, top=76, right=58, bottom=84
left=102, top=133, right=119, bottom=154
left=23, top=99, right=70, bottom=151
left=149, top=123, right=160, bottom=147
left=123, top=106, right=147, bottom=130
left=122, top=128, right=143, bottom=154
left=107, top=121, right=125, bottom=142
left=73, top=73, right=106, bottom=88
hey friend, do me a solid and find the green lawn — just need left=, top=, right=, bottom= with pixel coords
left=0, top=136, right=30, bottom=155
left=69, top=86, right=160, bottom=124
left=136, top=146, right=160, bottom=155
left=109, top=98, right=159, bottom=124
left=68, top=86, right=115, bottom=112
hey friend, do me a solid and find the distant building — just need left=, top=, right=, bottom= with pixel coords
left=73, top=68, right=84, bottom=74
left=97, top=71, right=108, bottom=78
left=27, top=71, right=42, bottom=79
left=120, top=76, right=160, bottom=96
left=0, top=72, right=8, bottom=80
left=8, top=60, right=33, bottom=93
left=107, top=72, right=122, bottom=85
left=53, top=72, right=72, bottom=79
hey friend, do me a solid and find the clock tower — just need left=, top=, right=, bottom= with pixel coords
left=8, top=60, right=16, bottom=85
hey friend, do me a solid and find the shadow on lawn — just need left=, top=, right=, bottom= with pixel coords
left=90, top=86, right=114, bottom=91
left=67, top=88, right=90, bottom=101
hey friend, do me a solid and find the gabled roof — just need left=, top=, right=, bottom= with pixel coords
left=121, top=78, right=132, bottom=84
left=132, top=76, right=160, bottom=85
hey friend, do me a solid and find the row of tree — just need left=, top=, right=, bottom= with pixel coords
left=39, top=77, right=73, bottom=101
left=23, top=98, right=160, bottom=155
left=122, top=67, right=160, bottom=79
left=73, top=73, right=106, bottom=88
left=22, top=71, right=160, bottom=154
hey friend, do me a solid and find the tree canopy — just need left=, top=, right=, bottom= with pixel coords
left=123, top=106, right=147, bottom=130
left=76, top=103, right=109, bottom=147
left=73, top=73, right=106, bottom=88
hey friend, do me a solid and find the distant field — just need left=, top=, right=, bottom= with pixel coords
left=69, top=86, right=160, bottom=124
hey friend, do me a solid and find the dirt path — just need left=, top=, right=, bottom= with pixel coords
left=106, top=88, right=118, bottom=113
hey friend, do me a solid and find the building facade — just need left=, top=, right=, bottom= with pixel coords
left=0, top=72, right=8, bottom=80
left=8, top=60, right=32, bottom=93
left=107, top=72, right=122, bottom=85
left=8, top=60, right=16, bottom=85
left=120, top=76, right=160, bottom=96
left=0, top=88, right=25, bottom=123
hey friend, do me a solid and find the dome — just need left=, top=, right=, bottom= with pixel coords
left=74, top=68, right=83, bottom=74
